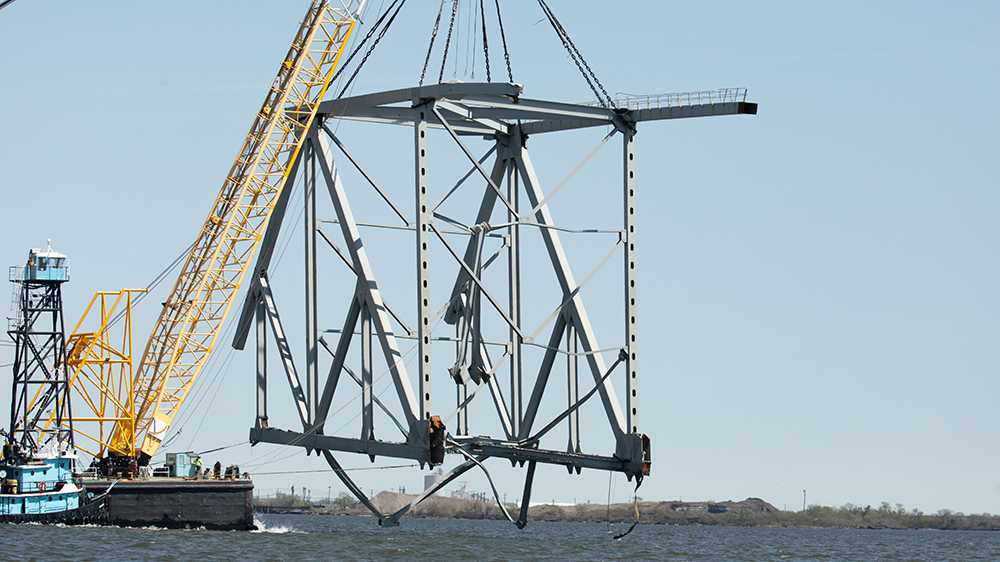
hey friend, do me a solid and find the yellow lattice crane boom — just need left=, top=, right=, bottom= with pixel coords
left=107, top=1, right=357, bottom=463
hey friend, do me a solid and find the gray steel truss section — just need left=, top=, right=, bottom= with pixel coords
left=444, top=147, right=508, bottom=324
left=506, top=163, right=523, bottom=436
left=232, top=147, right=304, bottom=350
left=472, top=339, right=515, bottom=440
left=519, top=101, right=758, bottom=136
left=515, top=461, right=537, bottom=529
left=321, top=450, right=387, bottom=522
left=312, top=130, right=420, bottom=427
left=463, top=96, right=615, bottom=123
left=414, top=106, right=433, bottom=421
left=453, top=436, right=639, bottom=474
left=316, top=293, right=361, bottom=424
left=250, top=426, right=428, bottom=461
left=361, top=306, right=373, bottom=441
left=317, top=82, right=522, bottom=116
left=623, top=130, right=639, bottom=434
left=258, top=274, right=309, bottom=428
left=519, top=314, right=567, bottom=439
left=332, top=110, right=498, bottom=136
left=385, top=458, right=478, bottom=525
left=513, top=140, right=627, bottom=439
left=255, top=299, right=267, bottom=428
left=566, top=323, right=580, bottom=454
left=241, top=81, right=753, bottom=527
left=321, top=124, right=409, bottom=226
left=435, top=99, right=509, bottom=135
left=318, top=336, right=408, bottom=438
left=304, top=139, right=319, bottom=424
left=431, top=224, right=523, bottom=339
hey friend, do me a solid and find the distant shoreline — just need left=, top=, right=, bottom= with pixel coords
left=254, top=492, right=1000, bottom=531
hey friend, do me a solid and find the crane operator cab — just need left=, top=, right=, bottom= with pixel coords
left=22, top=240, right=69, bottom=283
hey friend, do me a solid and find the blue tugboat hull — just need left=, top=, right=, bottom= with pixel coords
left=0, top=490, right=109, bottom=526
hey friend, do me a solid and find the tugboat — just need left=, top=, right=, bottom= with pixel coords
left=0, top=243, right=110, bottom=525
left=0, top=442, right=111, bottom=524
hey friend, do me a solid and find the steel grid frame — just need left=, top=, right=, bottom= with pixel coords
left=232, top=81, right=756, bottom=526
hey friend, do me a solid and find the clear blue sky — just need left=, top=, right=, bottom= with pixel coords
left=1, top=1, right=997, bottom=515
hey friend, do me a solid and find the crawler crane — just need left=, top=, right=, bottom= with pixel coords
left=38, top=0, right=360, bottom=475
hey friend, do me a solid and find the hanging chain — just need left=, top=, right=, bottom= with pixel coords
left=338, top=0, right=407, bottom=98
left=493, top=0, right=513, bottom=83
left=438, top=0, right=460, bottom=84
left=419, top=0, right=446, bottom=86
left=537, top=0, right=615, bottom=109
left=479, top=0, right=491, bottom=82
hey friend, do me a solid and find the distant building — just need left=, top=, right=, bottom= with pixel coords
left=424, top=468, right=444, bottom=492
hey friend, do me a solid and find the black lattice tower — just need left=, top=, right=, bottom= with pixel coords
left=6, top=243, right=73, bottom=455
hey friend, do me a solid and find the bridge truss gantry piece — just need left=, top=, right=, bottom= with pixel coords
left=231, top=81, right=757, bottom=527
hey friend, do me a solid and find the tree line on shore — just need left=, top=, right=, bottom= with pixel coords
left=255, top=491, right=1000, bottom=531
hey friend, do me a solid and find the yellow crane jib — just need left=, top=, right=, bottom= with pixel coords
left=109, top=1, right=357, bottom=462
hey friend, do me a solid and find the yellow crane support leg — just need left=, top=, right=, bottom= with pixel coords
left=39, top=289, right=145, bottom=459
left=110, top=1, right=356, bottom=461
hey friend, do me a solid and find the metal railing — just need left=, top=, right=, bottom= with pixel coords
left=583, top=88, right=748, bottom=110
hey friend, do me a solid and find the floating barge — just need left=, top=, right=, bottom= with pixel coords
left=82, top=477, right=254, bottom=530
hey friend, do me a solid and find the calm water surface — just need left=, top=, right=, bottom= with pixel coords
left=1, top=514, right=998, bottom=561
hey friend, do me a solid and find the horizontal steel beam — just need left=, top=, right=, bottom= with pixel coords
left=519, top=101, right=757, bottom=135
left=318, top=82, right=522, bottom=116
left=451, top=436, right=645, bottom=476
left=250, top=426, right=431, bottom=463
left=326, top=108, right=500, bottom=136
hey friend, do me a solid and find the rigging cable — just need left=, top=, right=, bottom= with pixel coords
left=536, top=0, right=615, bottom=109
left=418, top=0, right=447, bottom=86
left=479, top=0, right=491, bottom=82
left=329, top=0, right=399, bottom=95
left=493, top=0, right=514, bottom=82
left=437, top=0, right=460, bottom=84
left=336, top=0, right=408, bottom=99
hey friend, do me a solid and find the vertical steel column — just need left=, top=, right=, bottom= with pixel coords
left=455, top=322, right=469, bottom=435
left=304, top=140, right=319, bottom=425
left=515, top=460, right=537, bottom=529
left=361, top=306, right=373, bottom=440
left=415, top=106, right=432, bottom=420
left=623, top=130, right=639, bottom=434
left=566, top=322, right=579, bottom=453
left=506, top=158, right=522, bottom=436
left=255, top=298, right=268, bottom=428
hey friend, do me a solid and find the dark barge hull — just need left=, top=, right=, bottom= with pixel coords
left=83, top=478, right=254, bottom=531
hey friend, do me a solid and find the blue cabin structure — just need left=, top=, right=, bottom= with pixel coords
left=20, top=241, right=70, bottom=283
left=0, top=452, right=82, bottom=516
